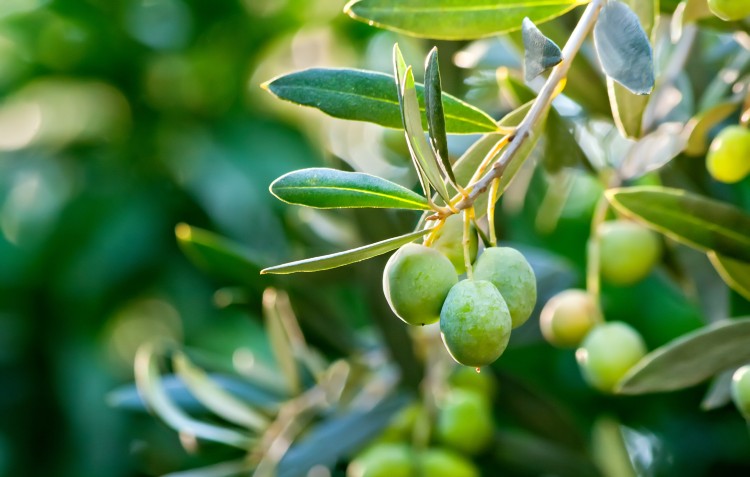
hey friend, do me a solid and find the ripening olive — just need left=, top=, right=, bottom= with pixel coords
left=576, top=322, right=647, bottom=393
left=706, top=125, right=750, bottom=183
left=383, top=243, right=458, bottom=326
left=707, top=0, right=750, bottom=21
left=598, top=220, right=662, bottom=285
left=540, top=289, right=602, bottom=348
left=731, top=365, right=750, bottom=419
left=346, top=443, right=415, bottom=477
left=440, top=280, right=512, bottom=368
left=435, top=389, right=494, bottom=455
left=421, top=448, right=480, bottom=477
left=431, top=214, right=478, bottom=274
left=473, top=247, right=537, bottom=329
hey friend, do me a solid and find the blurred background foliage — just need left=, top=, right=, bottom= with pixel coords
left=1, top=0, right=750, bottom=476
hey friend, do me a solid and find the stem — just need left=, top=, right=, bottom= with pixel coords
left=586, top=195, right=610, bottom=306
left=488, top=178, right=499, bottom=247
left=463, top=209, right=475, bottom=279
left=454, top=0, right=604, bottom=212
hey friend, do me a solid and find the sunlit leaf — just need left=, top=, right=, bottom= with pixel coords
left=344, top=0, right=589, bottom=40
left=708, top=251, right=750, bottom=301
left=269, top=168, right=429, bottom=210
left=172, top=352, right=270, bottom=432
left=134, top=344, right=254, bottom=449
left=617, top=318, right=750, bottom=394
left=424, top=47, right=457, bottom=188
left=606, top=187, right=750, bottom=262
left=399, top=62, right=451, bottom=202
left=618, top=123, right=689, bottom=179
left=684, top=101, right=739, bottom=156
left=263, top=68, right=497, bottom=134
left=522, top=18, right=563, bottom=81
left=594, top=1, right=655, bottom=95
left=498, top=101, right=534, bottom=129
left=262, top=288, right=301, bottom=394
left=261, top=227, right=435, bottom=274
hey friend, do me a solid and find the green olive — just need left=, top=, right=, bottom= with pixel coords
left=347, top=443, right=415, bottom=477
left=731, top=365, right=750, bottom=419
left=440, top=279, right=512, bottom=368
left=540, top=289, right=602, bottom=348
left=383, top=243, right=458, bottom=326
left=421, top=447, right=480, bottom=477
left=707, top=0, right=750, bottom=20
left=706, top=126, right=750, bottom=183
left=598, top=220, right=662, bottom=286
left=435, top=389, right=494, bottom=455
left=377, top=402, right=422, bottom=443
left=473, top=247, right=537, bottom=329
left=431, top=214, right=478, bottom=274
left=576, top=322, right=647, bottom=393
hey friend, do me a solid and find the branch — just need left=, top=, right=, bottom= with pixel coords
left=454, top=0, right=605, bottom=211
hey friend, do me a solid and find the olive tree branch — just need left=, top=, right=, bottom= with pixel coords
left=454, top=0, right=605, bottom=212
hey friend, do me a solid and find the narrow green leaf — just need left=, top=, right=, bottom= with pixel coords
left=608, top=80, right=650, bottom=138
left=606, top=187, right=750, bottom=262
left=269, top=168, right=429, bottom=210
left=424, top=47, right=457, bottom=188
left=261, top=227, right=434, bottom=274
left=594, top=1, right=655, bottom=95
left=263, top=68, right=497, bottom=134
left=401, top=65, right=452, bottom=202
left=522, top=18, right=563, bottom=82
left=134, top=344, right=254, bottom=449
left=708, top=251, right=750, bottom=301
left=701, top=369, right=734, bottom=411
left=617, top=318, right=750, bottom=394
left=498, top=101, right=534, bottom=129
left=685, top=101, right=739, bottom=156
left=176, top=224, right=266, bottom=284
left=172, top=352, right=270, bottom=432
left=344, top=0, right=589, bottom=40
left=262, top=288, right=301, bottom=394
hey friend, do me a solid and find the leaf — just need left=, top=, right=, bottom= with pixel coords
left=684, top=101, right=739, bottom=156
left=344, top=0, right=589, bottom=40
left=618, top=122, right=689, bottom=179
left=424, top=47, right=458, bottom=188
left=498, top=101, right=534, bottom=129
left=261, top=227, right=434, bottom=274
left=701, top=369, right=735, bottom=411
left=269, top=168, right=429, bottom=210
left=262, top=288, right=301, bottom=394
left=606, top=187, right=750, bottom=262
left=617, top=318, right=750, bottom=394
left=522, top=18, right=563, bottom=82
left=134, top=344, right=254, bottom=449
left=263, top=68, right=497, bottom=134
left=708, top=251, right=750, bottom=301
left=175, top=224, right=266, bottom=284
left=608, top=80, right=650, bottom=138
left=399, top=62, right=452, bottom=202
left=172, top=352, right=270, bottom=432
left=494, top=429, right=600, bottom=477
left=594, top=0, right=655, bottom=95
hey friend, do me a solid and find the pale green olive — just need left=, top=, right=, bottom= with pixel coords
left=440, top=280, right=512, bottom=368
left=383, top=243, right=458, bottom=326
left=421, top=447, right=480, bottom=477
left=347, top=443, right=415, bottom=477
left=707, top=0, right=750, bottom=21
left=540, top=289, right=602, bottom=348
left=731, top=365, right=750, bottom=419
left=431, top=214, right=478, bottom=274
left=706, top=125, right=750, bottom=183
left=576, top=322, right=647, bottom=393
left=435, top=389, right=494, bottom=455
left=598, top=220, right=662, bottom=286
left=473, top=247, right=537, bottom=329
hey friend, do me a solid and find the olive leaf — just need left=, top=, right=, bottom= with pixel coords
left=424, top=47, right=458, bottom=189
left=707, top=251, right=750, bottom=301
left=522, top=18, right=563, bottom=81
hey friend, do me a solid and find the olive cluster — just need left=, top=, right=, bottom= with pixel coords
left=383, top=216, right=537, bottom=368
left=346, top=368, right=496, bottom=477
left=540, top=219, right=661, bottom=392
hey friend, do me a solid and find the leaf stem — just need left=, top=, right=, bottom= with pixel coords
left=454, top=0, right=605, bottom=212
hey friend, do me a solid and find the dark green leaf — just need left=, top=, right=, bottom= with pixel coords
left=708, top=251, right=750, bottom=301
left=522, top=18, right=563, bottom=81
left=399, top=62, right=451, bottom=202
left=594, top=1, right=655, bottom=95
left=606, top=187, right=750, bottom=262
left=261, top=227, right=434, bottom=274
left=263, top=68, right=497, bottom=134
left=175, top=224, right=266, bottom=284
left=424, top=47, right=457, bottom=188
left=344, top=0, right=589, bottom=40
left=269, top=168, right=429, bottom=210
left=617, top=318, right=750, bottom=394
left=494, top=430, right=600, bottom=477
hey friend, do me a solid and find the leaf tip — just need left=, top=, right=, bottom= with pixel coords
left=342, top=0, right=359, bottom=17
left=175, top=223, right=192, bottom=241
